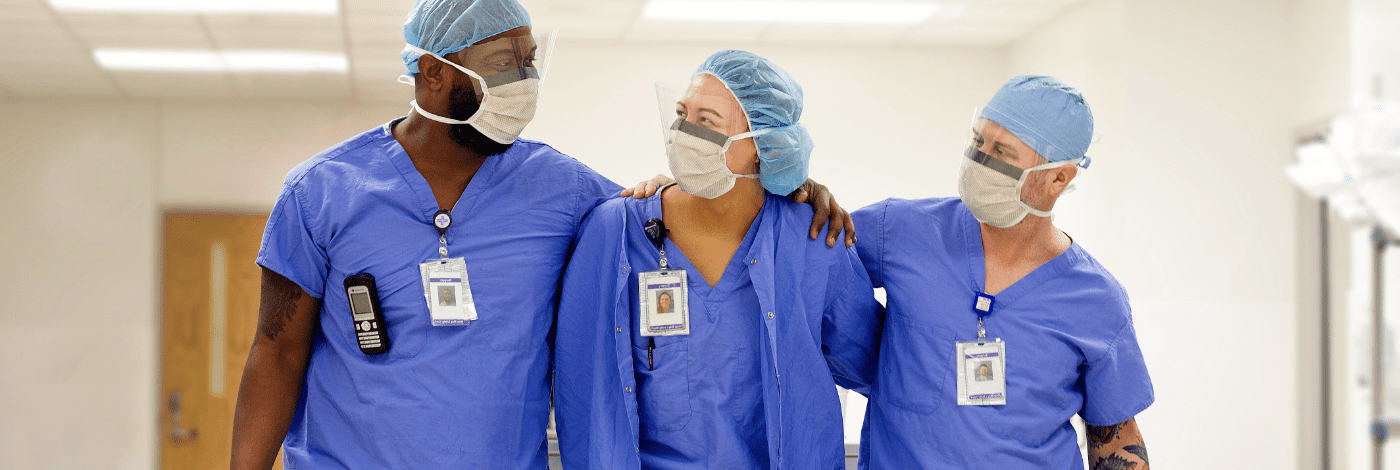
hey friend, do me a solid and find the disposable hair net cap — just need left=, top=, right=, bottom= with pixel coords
left=401, top=0, right=531, bottom=76
left=696, top=50, right=813, bottom=196
left=980, top=75, right=1094, bottom=164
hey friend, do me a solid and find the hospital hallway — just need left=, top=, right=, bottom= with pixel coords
left=1, top=0, right=1398, bottom=468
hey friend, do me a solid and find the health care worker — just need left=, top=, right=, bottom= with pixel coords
left=853, top=76, right=1154, bottom=469
left=554, top=50, right=884, bottom=469
left=227, top=1, right=852, bottom=467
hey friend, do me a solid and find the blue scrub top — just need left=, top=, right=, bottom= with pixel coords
left=255, top=119, right=621, bottom=469
left=629, top=191, right=769, bottom=468
left=851, top=198, right=1153, bottom=470
left=554, top=191, right=884, bottom=470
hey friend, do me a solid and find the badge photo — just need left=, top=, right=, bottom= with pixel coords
left=639, top=270, right=689, bottom=336
left=956, top=339, right=1007, bottom=406
left=420, top=257, right=478, bottom=326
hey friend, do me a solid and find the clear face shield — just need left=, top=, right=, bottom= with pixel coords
left=655, top=74, right=766, bottom=199
left=400, top=29, right=557, bottom=144
left=959, top=110, right=1088, bottom=228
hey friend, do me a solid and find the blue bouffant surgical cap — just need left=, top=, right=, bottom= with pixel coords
left=696, top=50, right=813, bottom=196
left=401, top=0, right=531, bottom=76
left=980, top=75, right=1094, bottom=164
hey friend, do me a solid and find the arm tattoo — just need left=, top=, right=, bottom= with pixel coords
left=1087, top=422, right=1121, bottom=449
left=1092, top=455, right=1137, bottom=470
left=258, top=270, right=304, bottom=341
left=1087, top=419, right=1148, bottom=470
left=1123, top=444, right=1149, bottom=465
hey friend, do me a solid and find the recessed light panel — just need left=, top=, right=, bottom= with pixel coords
left=95, top=49, right=347, bottom=73
left=50, top=0, right=338, bottom=15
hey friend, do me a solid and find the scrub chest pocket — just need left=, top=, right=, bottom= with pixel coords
left=877, top=313, right=958, bottom=414
left=634, top=339, right=693, bottom=433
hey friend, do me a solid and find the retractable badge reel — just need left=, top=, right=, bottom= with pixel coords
left=419, top=209, right=478, bottom=326
left=638, top=218, right=689, bottom=337
left=957, top=292, right=1007, bottom=406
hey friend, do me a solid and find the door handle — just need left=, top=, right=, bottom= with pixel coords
left=168, top=391, right=198, bottom=444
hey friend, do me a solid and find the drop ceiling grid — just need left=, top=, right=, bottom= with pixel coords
left=0, top=0, right=1084, bottom=102
left=0, top=0, right=129, bottom=98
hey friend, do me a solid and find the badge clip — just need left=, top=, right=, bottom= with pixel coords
left=644, top=218, right=670, bottom=270
left=434, top=210, right=452, bottom=260
left=973, top=292, right=995, bottom=341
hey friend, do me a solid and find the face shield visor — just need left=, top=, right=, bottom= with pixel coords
left=958, top=111, right=1089, bottom=228
left=400, top=29, right=556, bottom=144
left=656, top=76, right=767, bottom=199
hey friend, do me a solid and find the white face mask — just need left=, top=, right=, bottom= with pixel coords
left=666, top=119, right=765, bottom=199
left=399, top=45, right=539, bottom=145
left=957, top=146, right=1078, bottom=228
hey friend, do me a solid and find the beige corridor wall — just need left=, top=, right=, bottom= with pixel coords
left=0, top=103, right=160, bottom=469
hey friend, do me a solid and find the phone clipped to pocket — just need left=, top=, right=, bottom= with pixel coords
left=344, top=273, right=389, bottom=355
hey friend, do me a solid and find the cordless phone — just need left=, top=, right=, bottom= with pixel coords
left=344, top=273, right=389, bottom=355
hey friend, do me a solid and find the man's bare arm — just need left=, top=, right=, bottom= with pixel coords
left=230, top=268, right=321, bottom=470
left=1087, top=418, right=1149, bottom=470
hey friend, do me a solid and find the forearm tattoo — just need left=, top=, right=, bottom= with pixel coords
left=258, top=270, right=304, bottom=341
left=1087, top=420, right=1149, bottom=470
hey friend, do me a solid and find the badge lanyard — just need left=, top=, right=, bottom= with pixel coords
left=638, top=218, right=690, bottom=339
left=419, top=209, right=478, bottom=325
left=957, top=291, right=1006, bottom=406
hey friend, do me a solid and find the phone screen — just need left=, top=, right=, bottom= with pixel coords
left=349, top=291, right=374, bottom=319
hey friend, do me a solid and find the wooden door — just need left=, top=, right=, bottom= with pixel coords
left=160, top=212, right=283, bottom=470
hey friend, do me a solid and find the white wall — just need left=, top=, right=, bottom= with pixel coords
left=1000, top=0, right=1301, bottom=468
left=0, top=103, right=160, bottom=469
left=0, top=42, right=1006, bottom=469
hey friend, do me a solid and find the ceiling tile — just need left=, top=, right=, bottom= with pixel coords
left=203, top=15, right=343, bottom=51
left=529, top=0, right=636, bottom=37
left=108, top=71, right=234, bottom=99
left=625, top=21, right=769, bottom=43
left=62, top=11, right=204, bottom=33
left=0, top=2, right=51, bottom=24
left=897, top=26, right=1025, bottom=47
left=343, top=0, right=413, bottom=16
left=0, top=49, right=91, bottom=68
left=761, top=24, right=913, bottom=45
left=0, top=67, right=121, bottom=98
left=232, top=72, right=352, bottom=101
left=0, top=28, right=83, bottom=55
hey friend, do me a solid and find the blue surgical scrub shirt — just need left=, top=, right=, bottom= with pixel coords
left=554, top=191, right=884, bottom=470
left=255, top=119, right=621, bottom=469
left=851, top=198, right=1153, bottom=470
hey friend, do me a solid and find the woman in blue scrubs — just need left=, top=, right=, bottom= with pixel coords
left=553, top=50, right=884, bottom=470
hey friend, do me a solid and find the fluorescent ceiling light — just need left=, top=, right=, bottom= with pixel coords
left=642, top=0, right=941, bottom=25
left=49, top=0, right=337, bottom=15
left=94, top=49, right=348, bottom=73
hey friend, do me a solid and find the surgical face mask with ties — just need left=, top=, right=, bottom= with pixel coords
left=665, top=119, right=768, bottom=199
left=957, top=145, right=1082, bottom=228
left=398, top=32, right=554, bottom=145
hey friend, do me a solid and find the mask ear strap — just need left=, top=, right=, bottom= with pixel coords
left=727, top=127, right=773, bottom=142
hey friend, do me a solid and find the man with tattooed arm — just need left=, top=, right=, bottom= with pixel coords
left=852, top=76, right=1153, bottom=469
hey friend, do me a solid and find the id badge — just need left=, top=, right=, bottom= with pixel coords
left=638, top=269, right=689, bottom=336
left=956, top=339, right=1006, bottom=406
left=420, top=257, right=478, bottom=326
